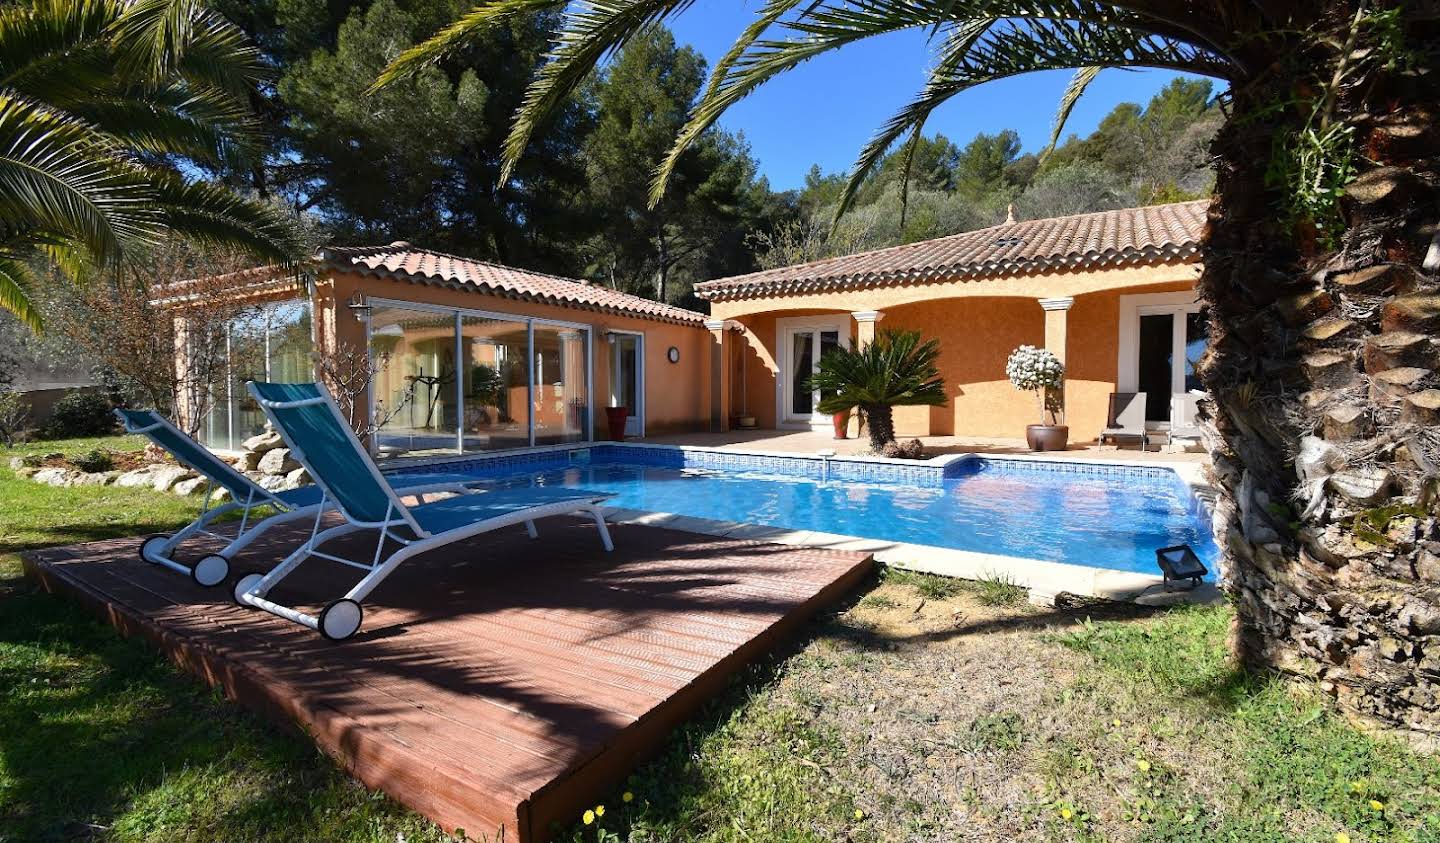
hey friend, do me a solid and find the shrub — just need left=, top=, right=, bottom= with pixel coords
left=41, top=390, right=115, bottom=439
left=0, top=390, right=29, bottom=446
left=72, top=448, right=115, bottom=473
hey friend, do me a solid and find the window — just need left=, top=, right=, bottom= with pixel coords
left=365, top=300, right=593, bottom=458
left=198, top=299, right=313, bottom=450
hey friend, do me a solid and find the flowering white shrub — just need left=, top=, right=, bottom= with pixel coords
left=1005, top=345, right=1065, bottom=422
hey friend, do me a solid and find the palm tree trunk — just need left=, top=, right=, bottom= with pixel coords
left=1201, top=6, right=1440, bottom=738
left=864, top=404, right=895, bottom=451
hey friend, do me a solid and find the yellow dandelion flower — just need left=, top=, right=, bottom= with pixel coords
left=1369, top=799, right=1385, bottom=811
left=596, top=805, right=606, bottom=817
left=1060, top=807, right=1073, bottom=820
left=622, top=791, right=634, bottom=803
left=854, top=809, right=865, bottom=820
left=1112, top=719, right=1122, bottom=728
left=583, top=810, right=595, bottom=825
left=1350, top=779, right=1367, bottom=793
left=1136, top=759, right=1151, bottom=773
left=1336, top=833, right=1351, bottom=843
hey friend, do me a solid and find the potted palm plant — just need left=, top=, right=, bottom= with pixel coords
left=808, top=329, right=947, bottom=454
left=1006, top=345, right=1068, bottom=451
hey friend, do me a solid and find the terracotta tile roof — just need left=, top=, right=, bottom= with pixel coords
left=695, top=200, right=1208, bottom=302
left=321, top=243, right=709, bottom=326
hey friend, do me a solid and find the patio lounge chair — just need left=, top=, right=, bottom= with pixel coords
left=1165, top=393, right=1204, bottom=450
left=1100, top=392, right=1150, bottom=451
left=234, top=382, right=615, bottom=641
left=115, top=409, right=484, bottom=587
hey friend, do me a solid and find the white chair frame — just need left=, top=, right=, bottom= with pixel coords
left=235, top=383, right=614, bottom=640
left=117, top=410, right=480, bottom=587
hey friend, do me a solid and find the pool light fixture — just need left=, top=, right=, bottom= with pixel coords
left=1155, top=544, right=1207, bottom=587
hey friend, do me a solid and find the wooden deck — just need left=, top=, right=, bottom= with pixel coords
left=23, top=518, right=872, bottom=842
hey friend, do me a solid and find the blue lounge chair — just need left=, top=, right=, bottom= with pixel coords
left=115, top=409, right=484, bottom=587
left=234, top=382, right=615, bottom=641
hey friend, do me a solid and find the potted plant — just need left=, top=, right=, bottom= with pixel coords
left=604, top=405, right=629, bottom=441
left=831, top=408, right=851, bottom=439
left=1006, top=345, right=1068, bottom=451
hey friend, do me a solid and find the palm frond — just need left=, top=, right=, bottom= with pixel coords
left=810, top=329, right=947, bottom=412
left=499, top=0, right=696, bottom=186
left=76, top=85, right=256, bottom=167
left=647, top=0, right=808, bottom=206
left=150, top=173, right=303, bottom=264
left=110, top=0, right=264, bottom=97
left=0, top=0, right=116, bottom=91
left=0, top=252, right=43, bottom=332
left=834, top=17, right=1228, bottom=218
left=372, top=0, right=563, bottom=92
left=1041, top=64, right=1103, bottom=159
left=0, top=93, right=159, bottom=259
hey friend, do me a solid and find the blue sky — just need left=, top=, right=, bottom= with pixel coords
left=665, top=2, right=1206, bottom=192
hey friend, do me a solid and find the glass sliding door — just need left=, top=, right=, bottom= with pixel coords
left=364, top=299, right=595, bottom=457
left=608, top=333, right=642, bottom=437
left=533, top=325, right=589, bottom=445
left=369, top=306, right=458, bottom=458
left=461, top=315, right=530, bottom=451
left=1133, top=304, right=1210, bottom=428
left=781, top=320, right=847, bottom=427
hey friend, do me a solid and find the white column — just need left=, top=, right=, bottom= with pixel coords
left=1037, top=297, right=1074, bottom=364
left=705, top=319, right=732, bottom=432
left=851, top=310, right=886, bottom=348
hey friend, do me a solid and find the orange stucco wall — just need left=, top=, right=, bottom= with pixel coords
left=717, top=264, right=1199, bottom=443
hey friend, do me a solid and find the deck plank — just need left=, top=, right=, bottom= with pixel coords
left=22, top=517, right=871, bottom=842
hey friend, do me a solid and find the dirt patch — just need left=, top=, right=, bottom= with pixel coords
left=32, top=449, right=165, bottom=473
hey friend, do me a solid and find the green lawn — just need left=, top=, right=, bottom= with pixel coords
left=2, top=437, right=1438, bottom=842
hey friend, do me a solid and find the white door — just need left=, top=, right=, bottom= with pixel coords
left=609, top=333, right=643, bottom=436
left=781, top=322, right=847, bottom=427
left=1135, top=305, right=1208, bottom=428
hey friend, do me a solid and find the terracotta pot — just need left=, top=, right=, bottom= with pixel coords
left=1026, top=424, right=1069, bottom=452
left=604, top=407, right=629, bottom=441
left=832, top=410, right=851, bottom=440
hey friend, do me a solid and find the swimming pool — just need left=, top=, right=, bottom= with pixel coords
left=425, top=446, right=1218, bottom=578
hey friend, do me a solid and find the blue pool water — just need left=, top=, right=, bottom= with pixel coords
left=445, top=448, right=1218, bottom=577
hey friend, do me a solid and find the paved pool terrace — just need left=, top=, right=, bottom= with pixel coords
left=388, top=442, right=1224, bottom=606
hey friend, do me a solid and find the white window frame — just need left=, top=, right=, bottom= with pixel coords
left=1117, top=290, right=1204, bottom=429
left=775, top=315, right=851, bottom=429
left=605, top=329, right=645, bottom=437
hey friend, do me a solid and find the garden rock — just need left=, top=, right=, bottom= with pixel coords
left=283, top=467, right=310, bottom=489
left=241, top=429, right=284, bottom=455
left=15, top=466, right=38, bottom=479
left=172, top=476, right=210, bottom=496
left=73, top=471, right=120, bottom=487
left=114, top=466, right=160, bottom=488
left=8, top=456, right=28, bottom=470
left=258, top=447, right=299, bottom=476
left=256, top=474, right=290, bottom=492
left=33, top=467, right=80, bottom=486
left=149, top=465, right=195, bottom=492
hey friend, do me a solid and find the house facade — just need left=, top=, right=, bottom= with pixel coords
left=173, top=200, right=1208, bottom=456
left=696, top=200, right=1209, bottom=443
left=171, top=245, right=713, bottom=458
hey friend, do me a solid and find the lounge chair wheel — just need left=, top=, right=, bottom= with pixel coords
left=319, top=599, right=363, bottom=641
left=139, top=534, right=170, bottom=564
left=191, top=554, right=230, bottom=588
left=232, top=572, right=266, bottom=608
